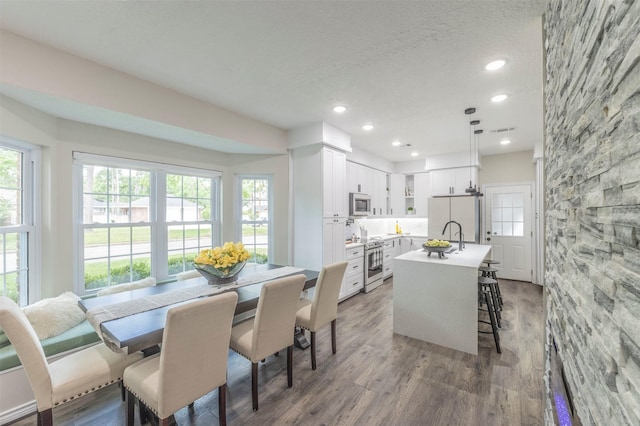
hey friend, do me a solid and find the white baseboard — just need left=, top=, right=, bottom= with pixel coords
left=0, top=400, right=36, bottom=425
left=0, top=342, right=99, bottom=425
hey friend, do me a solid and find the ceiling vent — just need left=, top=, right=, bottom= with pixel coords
left=491, top=127, right=516, bottom=133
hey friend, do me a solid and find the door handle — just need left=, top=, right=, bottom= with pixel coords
left=487, top=237, right=491, bottom=241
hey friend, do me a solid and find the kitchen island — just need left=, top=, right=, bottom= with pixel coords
left=393, top=244, right=492, bottom=355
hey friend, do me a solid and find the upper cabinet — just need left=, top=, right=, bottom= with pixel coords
left=347, top=162, right=372, bottom=194
left=389, top=174, right=405, bottom=216
left=347, top=161, right=388, bottom=217
left=323, top=148, right=347, bottom=217
left=413, top=173, right=430, bottom=217
left=370, top=169, right=387, bottom=217
left=398, top=173, right=429, bottom=217
left=430, top=167, right=477, bottom=195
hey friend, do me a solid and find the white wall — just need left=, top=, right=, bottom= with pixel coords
left=479, top=150, right=535, bottom=185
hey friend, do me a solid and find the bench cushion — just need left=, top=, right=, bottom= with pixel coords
left=0, top=320, right=100, bottom=372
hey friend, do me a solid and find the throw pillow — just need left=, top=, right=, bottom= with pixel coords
left=96, top=277, right=156, bottom=297
left=22, top=292, right=85, bottom=340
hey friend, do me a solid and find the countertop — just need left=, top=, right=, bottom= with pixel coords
left=395, top=244, right=491, bottom=268
left=345, top=234, right=430, bottom=247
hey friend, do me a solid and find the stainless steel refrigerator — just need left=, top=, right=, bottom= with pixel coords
left=427, top=195, right=481, bottom=243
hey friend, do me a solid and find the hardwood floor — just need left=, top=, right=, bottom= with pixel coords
left=10, top=278, right=544, bottom=426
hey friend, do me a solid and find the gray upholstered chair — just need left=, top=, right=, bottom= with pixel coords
left=123, top=291, right=238, bottom=426
left=0, top=296, right=144, bottom=426
left=295, top=261, right=348, bottom=370
left=229, top=274, right=306, bottom=411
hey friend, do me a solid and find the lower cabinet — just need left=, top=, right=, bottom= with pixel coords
left=383, top=237, right=402, bottom=279
left=341, top=245, right=364, bottom=301
left=406, top=237, right=429, bottom=252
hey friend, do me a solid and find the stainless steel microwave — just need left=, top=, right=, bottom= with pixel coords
left=349, top=192, right=371, bottom=216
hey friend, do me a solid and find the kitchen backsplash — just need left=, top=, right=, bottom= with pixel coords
left=346, top=218, right=429, bottom=241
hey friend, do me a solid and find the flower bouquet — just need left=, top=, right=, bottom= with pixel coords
left=194, top=242, right=251, bottom=285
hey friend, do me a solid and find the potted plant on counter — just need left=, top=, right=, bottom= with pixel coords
left=407, top=207, right=414, bottom=215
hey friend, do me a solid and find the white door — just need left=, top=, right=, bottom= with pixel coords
left=483, top=184, right=532, bottom=282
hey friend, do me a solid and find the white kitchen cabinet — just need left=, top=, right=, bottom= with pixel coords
left=427, top=196, right=479, bottom=242
left=341, top=245, right=364, bottom=300
left=370, top=169, right=387, bottom=217
left=430, top=167, right=477, bottom=195
left=413, top=173, right=430, bottom=217
left=400, top=237, right=412, bottom=254
left=389, top=174, right=405, bottom=217
left=347, top=162, right=388, bottom=217
left=291, top=145, right=348, bottom=271
left=347, top=161, right=373, bottom=195
left=323, top=218, right=347, bottom=266
left=401, top=173, right=429, bottom=217
left=323, top=148, right=347, bottom=218
left=408, top=236, right=429, bottom=251
left=382, top=237, right=403, bottom=278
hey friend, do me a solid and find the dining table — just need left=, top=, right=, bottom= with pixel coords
left=79, top=264, right=319, bottom=355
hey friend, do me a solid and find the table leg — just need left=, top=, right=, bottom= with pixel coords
left=293, top=327, right=310, bottom=349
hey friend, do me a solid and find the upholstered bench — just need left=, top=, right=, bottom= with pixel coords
left=0, top=319, right=100, bottom=372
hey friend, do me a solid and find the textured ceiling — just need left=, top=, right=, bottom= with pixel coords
left=0, top=1, right=547, bottom=162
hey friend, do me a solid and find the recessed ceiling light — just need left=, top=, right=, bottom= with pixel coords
left=362, top=124, right=374, bottom=131
left=411, top=152, right=419, bottom=157
left=332, top=105, right=347, bottom=113
left=501, top=139, right=511, bottom=145
left=491, top=94, right=508, bottom=103
left=392, top=140, right=402, bottom=147
left=485, top=60, right=506, bottom=71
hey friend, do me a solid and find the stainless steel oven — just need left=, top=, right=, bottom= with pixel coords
left=364, top=239, right=384, bottom=293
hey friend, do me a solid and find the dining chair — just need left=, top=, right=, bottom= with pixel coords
left=0, top=296, right=144, bottom=426
left=295, top=261, right=348, bottom=370
left=123, top=291, right=238, bottom=426
left=229, top=274, right=306, bottom=411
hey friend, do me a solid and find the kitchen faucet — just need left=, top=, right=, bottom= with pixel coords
left=442, top=220, right=463, bottom=251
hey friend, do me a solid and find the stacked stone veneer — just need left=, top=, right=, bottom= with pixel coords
left=544, top=0, right=640, bottom=424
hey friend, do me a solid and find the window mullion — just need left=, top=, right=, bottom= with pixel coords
left=154, top=172, right=168, bottom=279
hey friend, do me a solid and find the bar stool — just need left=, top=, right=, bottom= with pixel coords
left=480, top=261, right=503, bottom=308
left=478, top=279, right=501, bottom=353
left=478, top=276, right=501, bottom=328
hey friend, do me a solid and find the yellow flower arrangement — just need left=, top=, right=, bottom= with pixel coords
left=194, top=242, right=251, bottom=276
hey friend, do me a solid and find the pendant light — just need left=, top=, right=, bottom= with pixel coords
left=464, top=107, right=477, bottom=194
left=474, top=127, right=484, bottom=196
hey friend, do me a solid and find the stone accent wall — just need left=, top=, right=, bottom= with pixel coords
left=544, top=0, right=640, bottom=425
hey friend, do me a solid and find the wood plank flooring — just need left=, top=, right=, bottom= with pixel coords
left=9, top=278, right=544, bottom=426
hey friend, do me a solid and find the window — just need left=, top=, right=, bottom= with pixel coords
left=0, top=141, right=38, bottom=306
left=491, top=193, right=525, bottom=237
left=238, top=176, right=272, bottom=264
left=74, top=153, right=221, bottom=295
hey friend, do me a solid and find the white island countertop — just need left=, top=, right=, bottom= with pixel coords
left=393, top=244, right=492, bottom=355
left=395, top=243, right=491, bottom=268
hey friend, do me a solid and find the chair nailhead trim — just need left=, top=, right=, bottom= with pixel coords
left=54, top=378, right=121, bottom=406
left=124, top=386, right=159, bottom=416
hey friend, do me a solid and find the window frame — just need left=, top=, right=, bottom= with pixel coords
left=72, top=152, right=221, bottom=295
left=0, top=138, right=40, bottom=305
left=236, top=174, right=273, bottom=264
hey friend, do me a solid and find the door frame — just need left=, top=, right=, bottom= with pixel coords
left=481, top=181, right=538, bottom=284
